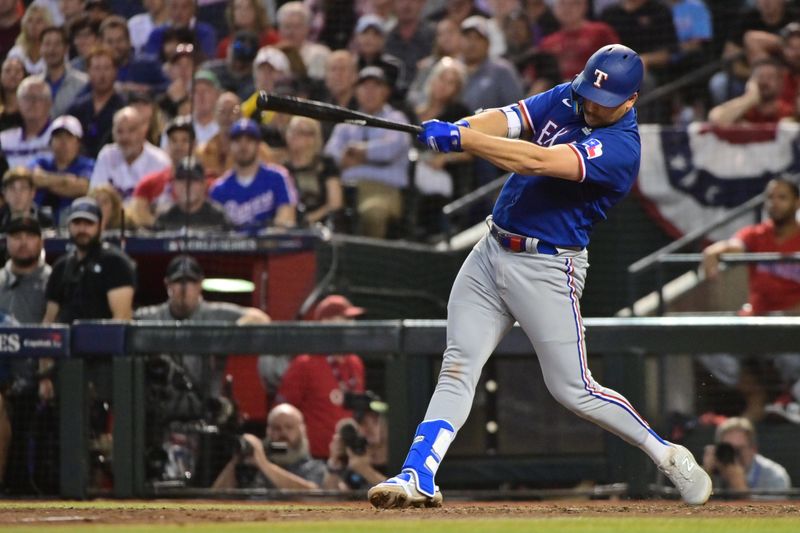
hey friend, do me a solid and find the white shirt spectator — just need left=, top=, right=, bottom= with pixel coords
left=90, top=142, right=171, bottom=200
left=0, top=122, right=54, bottom=168
left=299, top=42, right=330, bottom=81
left=7, top=45, right=46, bottom=76
left=128, top=12, right=158, bottom=55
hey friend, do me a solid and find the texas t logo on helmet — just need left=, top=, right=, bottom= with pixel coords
left=571, top=44, right=643, bottom=112
left=593, top=69, right=609, bottom=88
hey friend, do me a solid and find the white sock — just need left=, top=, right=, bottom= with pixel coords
left=640, top=433, right=673, bottom=464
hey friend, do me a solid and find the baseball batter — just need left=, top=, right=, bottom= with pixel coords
left=368, top=45, right=712, bottom=508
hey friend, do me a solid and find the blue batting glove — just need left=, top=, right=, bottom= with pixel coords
left=418, top=120, right=463, bottom=153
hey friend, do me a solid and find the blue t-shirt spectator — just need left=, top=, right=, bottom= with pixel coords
left=30, top=155, right=95, bottom=224
left=209, top=164, right=297, bottom=230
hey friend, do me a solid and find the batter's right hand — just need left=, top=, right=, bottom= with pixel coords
left=418, top=120, right=463, bottom=153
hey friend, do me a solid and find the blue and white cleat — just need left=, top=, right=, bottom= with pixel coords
left=368, top=470, right=443, bottom=509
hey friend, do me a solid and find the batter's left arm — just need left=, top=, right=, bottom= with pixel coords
left=460, top=128, right=582, bottom=181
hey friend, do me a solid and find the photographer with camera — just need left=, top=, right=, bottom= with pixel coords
left=702, top=417, right=791, bottom=498
left=322, top=400, right=389, bottom=490
left=211, top=403, right=325, bottom=490
left=274, top=295, right=367, bottom=459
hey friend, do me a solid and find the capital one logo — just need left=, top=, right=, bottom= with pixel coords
left=593, top=69, right=609, bottom=88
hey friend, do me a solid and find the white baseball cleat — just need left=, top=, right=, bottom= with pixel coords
left=368, top=471, right=443, bottom=509
left=658, top=444, right=713, bottom=505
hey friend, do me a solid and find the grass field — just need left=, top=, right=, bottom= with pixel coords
left=0, top=500, right=797, bottom=533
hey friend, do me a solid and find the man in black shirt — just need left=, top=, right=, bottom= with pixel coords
left=43, top=196, right=135, bottom=323
left=153, top=157, right=230, bottom=232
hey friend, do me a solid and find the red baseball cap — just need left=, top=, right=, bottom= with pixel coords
left=313, top=295, right=365, bottom=321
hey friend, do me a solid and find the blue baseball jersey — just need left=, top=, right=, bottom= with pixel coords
left=210, top=164, right=297, bottom=230
left=491, top=83, right=640, bottom=248
left=30, top=155, right=95, bottom=224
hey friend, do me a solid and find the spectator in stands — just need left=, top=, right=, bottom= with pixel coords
left=57, top=0, right=86, bottom=28
left=212, top=403, right=325, bottom=490
left=7, top=4, right=52, bottom=76
left=216, top=0, right=279, bottom=60
left=427, top=0, right=491, bottom=25
left=743, top=22, right=800, bottom=115
left=204, top=30, right=258, bottom=100
left=0, top=168, right=53, bottom=232
left=30, top=115, right=93, bottom=225
left=459, top=16, right=523, bottom=113
left=353, top=14, right=406, bottom=103
left=499, top=8, right=533, bottom=68
left=406, top=17, right=462, bottom=110
left=701, top=177, right=800, bottom=422
left=276, top=1, right=330, bottom=82
left=0, top=77, right=53, bottom=168
left=153, top=157, right=230, bottom=231
left=385, top=0, right=434, bottom=85
left=668, top=0, right=713, bottom=61
left=210, top=118, right=297, bottom=230
left=129, top=116, right=195, bottom=228
left=67, top=46, right=126, bottom=158
left=708, top=0, right=797, bottom=106
left=0, top=0, right=22, bottom=63
left=600, top=0, right=679, bottom=123
left=0, top=57, right=26, bottom=132
left=702, top=417, right=791, bottom=496
left=196, top=91, right=274, bottom=179
left=143, top=0, right=218, bottom=61
left=84, top=0, right=111, bottom=24
left=34, top=26, right=87, bottom=118
left=128, top=0, right=169, bottom=55
left=240, top=46, right=292, bottom=125
left=276, top=294, right=366, bottom=459
left=317, top=50, right=358, bottom=140
left=158, top=43, right=196, bottom=119
left=134, top=254, right=269, bottom=391
left=43, top=196, right=135, bottom=324
left=99, top=16, right=167, bottom=95
left=283, top=116, right=342, bottom=228
left=414, top=57, right=474, bottom=231
left=188, top=69, right=220, bottom=145
left=129, top=92, right=166, bottom=146
left=322, top=409, right=389, bottom=490
left=521, top=0, right=559, bottom=45
left=324, top=66, right=411, bottom=239
left=708, top=59, right=794, bottom=126
left=0, top=215, right=50, bottom=495
left=90, top=106, right=171, bottom=202
left=87, top=184, right=124, bottom=232
left=66, top=14, right=99, bottom=73
left=539, top=0, right=620, bottom=81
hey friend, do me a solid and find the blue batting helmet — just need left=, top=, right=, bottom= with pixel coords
left=571, top=45, right=643, bottom=108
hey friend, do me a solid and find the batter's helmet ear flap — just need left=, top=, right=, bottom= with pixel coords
left=570, top=75, right=583, bottom=115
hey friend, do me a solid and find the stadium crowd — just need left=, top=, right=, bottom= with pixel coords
left=0, top=0, right=799, bottom=496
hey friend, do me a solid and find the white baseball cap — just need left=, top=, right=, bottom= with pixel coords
left=50, top=115, right=83, bottom=139
left=254, top=46, right=290, bottom=75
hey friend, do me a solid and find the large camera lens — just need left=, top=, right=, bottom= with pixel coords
left=339, top=421, right=368, bottom=456
left=714, top=442, right=737, bottom=465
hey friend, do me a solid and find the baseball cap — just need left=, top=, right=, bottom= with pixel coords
left=313, top=295, right=365, bottom=321
left=5, top=215, right=42, bottom=236
left=355, top=14, right=386, bottom=35
left=231, top=30, right=259, bottom=62
left=254, top=46, right=290, bottom=75
left=174, top=156, right=205, bottom=181
left=51, top=115, right=83, bottom=139
left=165, top=255, right=204, bottom=283
left=164, top=115, right=195, bottom=139
left=229, top=118, right=261, bottom=140
left=357, top=65, right=388, bottom=85
left=67, top=196, right=102, bottom=224
left=461, top=16, right=490, bottom=39
left=782, top=22, right=800, bottom=40
left=194, top=69, right=221, bottom=90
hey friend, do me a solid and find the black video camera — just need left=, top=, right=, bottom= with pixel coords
left=338, top=420, right=368, bottom=456
left=714, top=442, right=738, bottom=466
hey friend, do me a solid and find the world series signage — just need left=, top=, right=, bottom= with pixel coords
left=0, top=326, right=70, bottom=358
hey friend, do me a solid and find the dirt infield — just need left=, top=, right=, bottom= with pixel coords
left=1, top=500, right=798, bottom=526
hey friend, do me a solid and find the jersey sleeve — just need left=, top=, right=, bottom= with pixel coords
left=517, top=84, right=568, bottom=138
left=568, top=128, right=640, bottom=193
left=733, top=225, right=758, bottom=251
left=89, top=148, right=112, bottom=188
left=132, top=171, right=163, bottom=200
left=271, top=165, right=298, bottom=206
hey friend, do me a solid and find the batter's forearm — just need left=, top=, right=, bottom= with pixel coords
left=459, top=109, right=509, bottom=137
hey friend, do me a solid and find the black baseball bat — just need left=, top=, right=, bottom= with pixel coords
left=256, top=91, right=422, bottom=134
